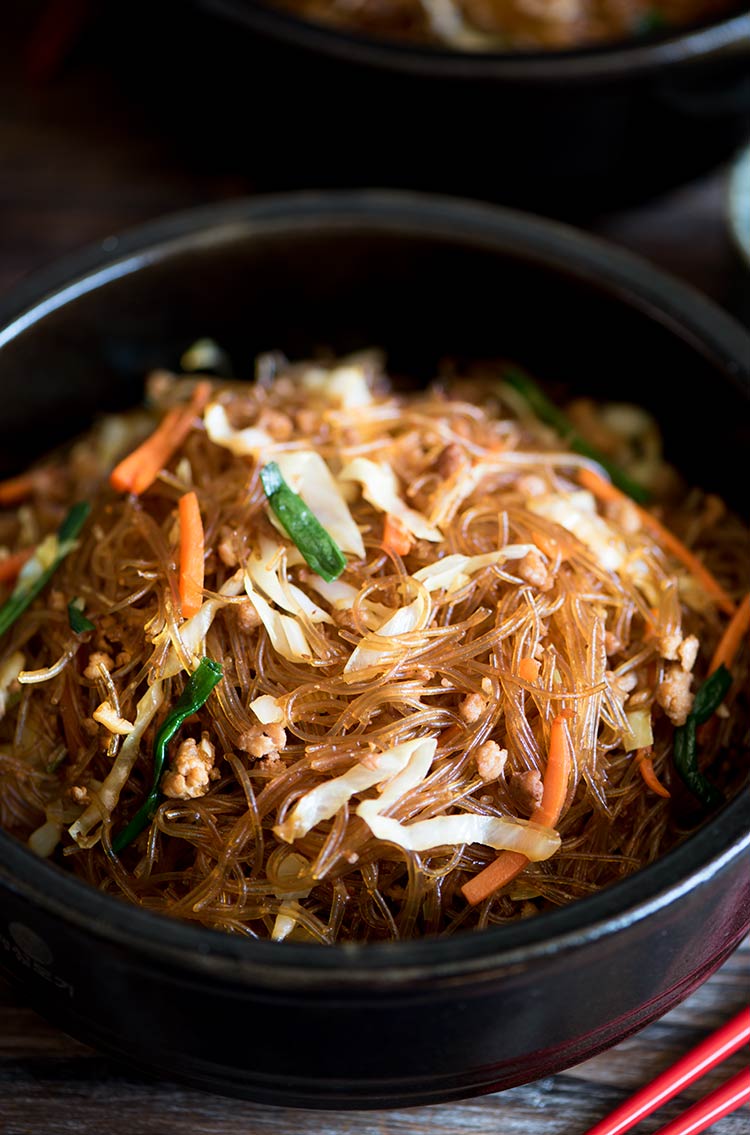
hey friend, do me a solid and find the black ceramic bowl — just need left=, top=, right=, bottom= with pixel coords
left=183, top=1, right=750, bottom=215
left=0, top=192, right=748, bottom=1109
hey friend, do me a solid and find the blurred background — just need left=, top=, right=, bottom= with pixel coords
left=1, top=0, right=749, bottom=312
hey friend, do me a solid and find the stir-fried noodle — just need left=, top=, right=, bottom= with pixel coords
left=0, top=351, right=747, bottom=942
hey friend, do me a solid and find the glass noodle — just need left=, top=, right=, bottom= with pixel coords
left=0, top=350, right=747, bottom=942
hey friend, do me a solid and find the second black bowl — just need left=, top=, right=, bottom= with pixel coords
left=175, top=1, right=750, bottom=215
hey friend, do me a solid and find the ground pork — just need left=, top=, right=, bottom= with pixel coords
left=516, top=548, right=552, bottom=591
left=657, top=665, right=694, bottom=726
left=678, top=634, right=699, bottom=673
left=83, top=651, right=114, bottom=681
left=509, top=769, right=543, bottom=815
left=459, top=692, right=485, bottom=723
left=237, top=722, right=287, bottom=758
left=162, top=734, right=217, bottom=799
left=474, top=741, right=508, bottom=783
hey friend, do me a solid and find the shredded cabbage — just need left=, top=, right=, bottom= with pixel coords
left=300, top=362, right=373, bottom=409
left=69, top=680, right=166, bottom=845
left=250, top=693, right=286, bottom=725
left=359, top=810, right=561, bottom=858
left=246, top=538, right=332, bottom=624
left=274, top=737, right=437, bottom=843
left=159, top=571, right=245, bottom=679
left=414, top=545, right=538, bottom=593
left=0, top=651, right=25, bottom=707
left=270, top=851, right=312, bottom=940
left=305, top=576, right=393, bottom=626
left=339, top=457, right=442, bottom=542
left=344, top=588, right=431, bottom=675
left=204, top=402, right=275, bottom=456
left=244, top=576, right=314, bottom=662
left=529, top=490, right=627, bottom=572
left=623, top=707, right=654, bottom=752
left=355, top=733, right=560, bottom=859
left=274, top=451, right=365, bottom=559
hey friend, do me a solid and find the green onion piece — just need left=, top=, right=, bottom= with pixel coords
left=58, top=501, right=91, bottom=544
left=502, top=367, right=651, bottom=504
left=672, top=664, right=732, bottom=808
left=0, top=502, right=91, bottom=639
left=111, top=657, right=223, bottom=854
left=691, top=664, right=732, bottom=724
left=260, top=461, right=347, bottom=583
left=68, top=598, right=95, bottom=635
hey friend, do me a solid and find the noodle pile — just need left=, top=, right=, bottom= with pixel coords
left=0, top=350, right=747, bottom=943
left=277, top=0, right=735, bottom=52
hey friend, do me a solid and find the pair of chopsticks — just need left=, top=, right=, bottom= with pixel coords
left=584, top=1007, right=750, bottom=1135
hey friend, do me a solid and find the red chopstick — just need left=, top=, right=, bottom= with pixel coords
left=651, top=1067, right=750, bottom=1135
left=583, top=1007, right=750, bottom=1135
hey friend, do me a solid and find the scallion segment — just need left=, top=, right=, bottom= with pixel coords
left=691, top=665, right=733, bottom=724
left=260, top=461, right=347, bottom=583
left=672, top=664, right=732, bottom=808
left=112, top=657, right=223, bottom=854
left=0, top=502, right=91, bottom=639
left=68, top=597, right=95, bottom=635
left=503, top=367, right=651, bottom=504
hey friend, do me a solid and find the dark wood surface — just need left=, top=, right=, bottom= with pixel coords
left=1, top=4, right=749, bottom=1132
left=1, top=938, right=748, bottom=1135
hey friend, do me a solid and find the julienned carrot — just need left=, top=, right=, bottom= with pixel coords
left=0, top=471, right=39, bottom=507
left=382, top=513, right=413, bottom=557
left=462, top=850, right=528, bottom=902
left=535, top=709, right=574, bottom=827
left=637, top=749, right=671, bottom=799
left=518, top=656, right=540, bottom=683
left=462, top=710, right=573, bottom=906
left=578, top=467, right=735, bottom=617
left=110, top=381, right=212, bottom=496
left=709, top=592, right=750, bottom=676
left=178, top=491, right=205, bottom=619
left=0, top=548, right=33, bottom=584
left=110, top=406, right=180, bottom=493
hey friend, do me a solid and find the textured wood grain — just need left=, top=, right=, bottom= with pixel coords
left=0, top=939, right=748, bottom=1134
left=1, top=5, right=749, bottom=1135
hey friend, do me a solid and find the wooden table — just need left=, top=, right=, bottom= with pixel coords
left=1, top=5, right=749, bottom=1133
left=0, top=939, right=747, bottom=1135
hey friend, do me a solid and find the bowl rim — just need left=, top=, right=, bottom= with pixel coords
left=193, top=0, right=750, bottom=82
left=1, top=188, right=749, bottom=987
left=727, top=142, right=750, bottom=273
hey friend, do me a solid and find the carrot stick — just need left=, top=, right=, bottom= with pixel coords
left=518, top=656, right=540, bottom=683
left=0, top=548, right=33, bottom=584
left=111, top=405, right=180, bottom=494
left=0, top=471, right=41, bottom=507
left=463, top=850, right=528, bottom=901
left=709, top=592, right=750, bottom=676
left=382, top=513, right=413, bottom=557
left=110, top=381, right=212, bottom=496
left=178, top=491, right=205, bottom=619
left=462, top=710, right=573, bottom=906
left=578, top=467, right=735, bottom=617
left=535, top=709, right=574, bottom=827
left=637, top=749, right=671, bottom=798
